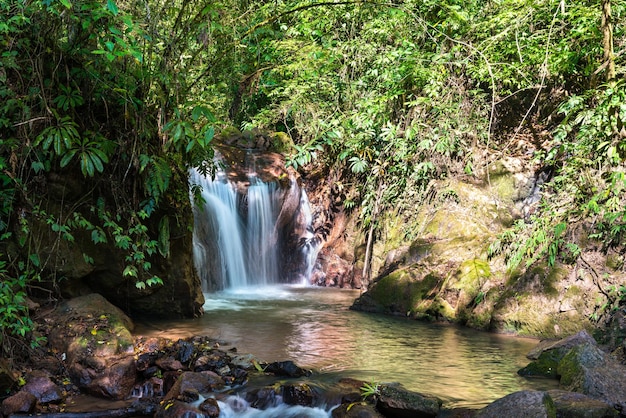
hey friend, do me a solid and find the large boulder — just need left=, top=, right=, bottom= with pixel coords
left=548, top=390, right=618, bottom=418
left=476, top=390, right=556, bottom=418
left=376, top=384, right=442, bottom=418
left=557, top=341, right=626, bottom=411
left=46, top=294, right=137, bottom=399
left=518, top=330, right=597, bottom=378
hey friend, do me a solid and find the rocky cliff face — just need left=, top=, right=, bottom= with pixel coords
left=346, top=157, right=618, bottom=338
left=13, top=165, right=204, bottom=319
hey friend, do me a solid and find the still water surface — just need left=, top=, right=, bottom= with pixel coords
left=135, top=285, right=556, bottom=408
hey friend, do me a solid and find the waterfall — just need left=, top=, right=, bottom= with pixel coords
left=191, top=169, right=250, bottom=290
left=245, top=174, right=280, bottom=285
left=191, top=166, right=314, bottom=291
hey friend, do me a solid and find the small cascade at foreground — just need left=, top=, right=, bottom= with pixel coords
left=191, top=164, right=318, bottom=291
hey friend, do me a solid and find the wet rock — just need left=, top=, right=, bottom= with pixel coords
left=131, top=376, right=164, bottom=398
left=1, top=390, right=37, bottom=415
left=548, top=390, right=618, bottom=418
left=476, top=391, right=556, bottom=418
left=68, top=355, right=137, bottom=399
left=155, top=356, right=184, bottom=371
left=199, top=397, right=221, bottom=417
left=163, top=371, right=225, bottom=402
left=282, top=383, right=314, bottom=406
left=376, top=384, right=442, bottom=418
left=332, top=402, right=385, bottom=418
left=154, top=399, right=204, bottom=418
left=22, top=371, right=64, bottom=403
left=176, top=339, right=196, bottom=364
left=193, top=350, right=230, bottom=372
left=247, top=385, right=281, bottom=409
left=136, top=352, right=158, bottom=372
left=263, top=360, right=311, bottom=377
left=519, top=330, right=597, bottom=378
left=163, top=370, right=183, bottom=395
left=557, top=341, right=626, bottom=411
left=230, top=353, right=258, bottom=369
left=526, top=330, right=596, bottom=360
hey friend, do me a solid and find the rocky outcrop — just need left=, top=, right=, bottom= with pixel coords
left=350, top=158, right=609, bottom=338
left=46, top=294, right=137, bottom=400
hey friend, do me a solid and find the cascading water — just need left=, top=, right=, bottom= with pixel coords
left=245, top=174, right=280, bottom=285
left=191, top=169, right=249, bottom=290
left=190, top=164, right=317, bottom=291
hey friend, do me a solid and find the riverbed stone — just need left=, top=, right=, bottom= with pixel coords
left=476, top=390, right=556, bottom=418
left=332, top=402, right=385, bottom=418
left=548, top=390, right=618, bottom=418
left=557, top=341, right=626, bottom=411
left=282, top=382, right=315, bottom=406
left=376, top=384, right=442, bottom=418
left=263, top=360, right=311, bottom=377
left=163, top=371, right=225, bottom=402
left=22, top=371, right=63, bottom=404
left=154, top=399, right=205, bottom=418
left=199, top=397, right=220, bottom=417
left=527, top=330, right=597, bottom=360
left=1, top=390, right=37, bottom=415
left=519, top=330, right=599, bottom=378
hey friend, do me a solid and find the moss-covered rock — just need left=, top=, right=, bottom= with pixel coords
left=351, top=165, right=604, bottom=338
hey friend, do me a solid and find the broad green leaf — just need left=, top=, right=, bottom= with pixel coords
left=106, top=0, right=118, bottom=15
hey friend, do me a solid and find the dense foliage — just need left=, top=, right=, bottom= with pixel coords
left=1, top=0, right=624, bottom=352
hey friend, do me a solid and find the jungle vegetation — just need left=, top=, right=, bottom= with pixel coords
left=0, top=0, right=624, bottom=353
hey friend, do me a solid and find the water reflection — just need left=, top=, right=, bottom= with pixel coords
left=135, top=285, right=557, bottom=408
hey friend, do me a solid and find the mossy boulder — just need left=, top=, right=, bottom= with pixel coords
left=352, top=267, right=445, bottom=318
left=352, top=166, right=602, bottom=338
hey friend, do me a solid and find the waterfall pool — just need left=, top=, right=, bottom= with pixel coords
left=135, top=285, right=558, bottom=410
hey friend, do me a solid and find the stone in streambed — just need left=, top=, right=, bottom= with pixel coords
left=282, top=382, right=315, bottom=406
left=476, top=390, right=556, bottom=418
left=263, top=360, right=311, bottom=377
left=557, top=341, right=626, bottom=411
left=22, top=371, right=64, bottom=404
left=376, top=384, right=442, bottom=418
left=548, top=390, right=618, bottom=418
left=332, top=402, right=385, bottom=418
left=162, top=371, right=225, bottom=402
left=47, top=294, right=137, bottom=400
left=1, top=391, right=37, bottom=416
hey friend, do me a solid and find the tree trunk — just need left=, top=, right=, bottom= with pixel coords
left=601, top=0, right=615, bottom=81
